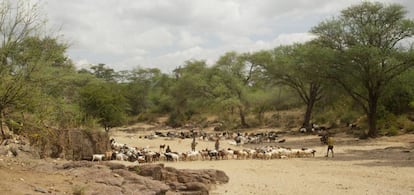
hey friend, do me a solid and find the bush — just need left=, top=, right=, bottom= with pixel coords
left=285, top=115, right=298, bottom=129
left=166, top=112, right=186, bottom=128
left=405, top=123, right=414, bottom=133
left=380, top=126, right=400, bottom=136
left=246, top=117, right=261, bottom=128
left=134, top=113, right=159, bottom=123
left=5, top=119, right=23, bottom=134
left=396, top=115, right=414, bottom=133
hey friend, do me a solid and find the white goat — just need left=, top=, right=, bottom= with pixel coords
left=92, top=154, right=105, bottom=162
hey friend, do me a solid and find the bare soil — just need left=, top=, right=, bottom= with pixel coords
left=0, top=124, right=413, bottom=195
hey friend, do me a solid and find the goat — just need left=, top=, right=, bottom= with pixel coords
left=200, top=149, right=209, bottom=160
left=300, top=148, right=316, bottom=157
left=299, top=127, right=307, bottom=133
left=137, top=156, right=146, bottom=163
left=92, top=154, right=105, bottom=162
left=105, top=151, right=113, bottom=161
left=186, top=151, right=200, bottom=161
left=208, top=150, right=219, bottom=160
left=159, top=144, right=166, bottom=152
left=116, top=153, right=128, bottom=161
left=165, top=152, right=179, bottom=162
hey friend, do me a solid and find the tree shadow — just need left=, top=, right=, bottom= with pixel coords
left=315, top=146, right=414, bottom=168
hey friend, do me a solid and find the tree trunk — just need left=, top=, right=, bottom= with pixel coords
left=258, top=110, right=264, bottom=124
left=367, top=97, right=378, bottom=137
left=0, top=110, right=5, bottom=140
left=302, top=85, right=318, bottom=130
left=303, top=102, right=314, bottom=130
left=238, top=106, right=249, bottom=128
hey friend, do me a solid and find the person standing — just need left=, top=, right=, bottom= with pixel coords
left=191, top=137, right=197, bottom=151
left=326, top=136, right=334, bottom=157
left=215, top=139, right=220, bottom=151
left=165, top=145, right=171, bottom=153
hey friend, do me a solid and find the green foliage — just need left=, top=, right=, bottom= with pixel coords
left=90, top=63, right=117, bottom=82
left=382, top=69, right=414, bottom=115
left=377, top=110, right=400, bottom=136
left=263, top=43, right=332, bottom=129
left=167, top=111, right=187, bottom=128
left=311, top=1, right=414, bottom=137
left=79, top=81, right=127, bottom=130
left=166, top=60, right=213, bottom=127
left=395, top=115, right=414, bottom=133
left=5, top=119, right=23, bottom=134
left=2, top=0, right=414, bottom=141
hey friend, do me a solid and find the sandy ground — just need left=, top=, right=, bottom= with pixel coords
left=0, top=125, right=413, bottom=195
left=111, top=127, right=414, bottom=195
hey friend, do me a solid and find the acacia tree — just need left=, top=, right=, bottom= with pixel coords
left=265, top=43, right=331, bottom=130
left=16, top=36, right=74, bottom=128
left=168, top=60, right=212, bottom=127
left=212, top=52, right=266, bottom=128
left=79, top=81, right=127, bottom=132
left=124, top=68, right=163, bottom=115
left=243, top=51, right=276, bottom=125
left=0, top=0, right=46, bottom=138
left=311, top=2, right=414, bottom=137
left=90, top=63, right=117, bottom=82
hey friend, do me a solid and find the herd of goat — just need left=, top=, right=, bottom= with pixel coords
left=91, top=130, right=319, bottom=163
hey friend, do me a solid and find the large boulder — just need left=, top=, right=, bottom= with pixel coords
left=135, top=163, right=229, bottom=194
left=25, top=128, right=111, bottom=160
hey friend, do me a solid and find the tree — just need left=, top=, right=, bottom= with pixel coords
left=124, top=68, right=163, bottom=115
left=90, top=63, right=117, bottom=82
left=242, top=51, right=276, bottom=125
left=168, top=60, right=212, bottom=127
left=0, top=0, right=46, bottom=138
left=16, top=36, right=76, bottom=128
left=265, top=43, right=331, bottom=130
left=212, top=52, right=267, bottom=128
left=311, top=2, right=414, bottom=137
left=79, top=81, right=127, bottom=131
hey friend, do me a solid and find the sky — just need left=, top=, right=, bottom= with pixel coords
left=41, top=0, right=414, bottom=73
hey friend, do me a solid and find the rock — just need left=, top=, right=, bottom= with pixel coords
left=60, top=161, right=94, bottom=169
left=136, top=164, right=229, bottom=194
left=185, top=182, right=209, bottom=192
left=137, top=164, right=164, bottom=178
left=103, top=162, right=126, bottom=170
left=113, top=169, right=169, bottom=194
left=34, top=187, right=48, bottom=193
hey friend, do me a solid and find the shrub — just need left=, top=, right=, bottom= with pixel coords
left=380, top=126, right=399, bottom=136
left=396, top=115, right=414, bottom=133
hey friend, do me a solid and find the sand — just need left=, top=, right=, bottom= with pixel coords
left=110, top=127, right=414, bottom=195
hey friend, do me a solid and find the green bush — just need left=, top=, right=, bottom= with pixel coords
left=5, top=119, right=23, bottom=134
left=380, top=126, right=399, bottom=136
left=405, top=123, right=414, bottom=133
left=395, top=115, right=414, bottom=133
